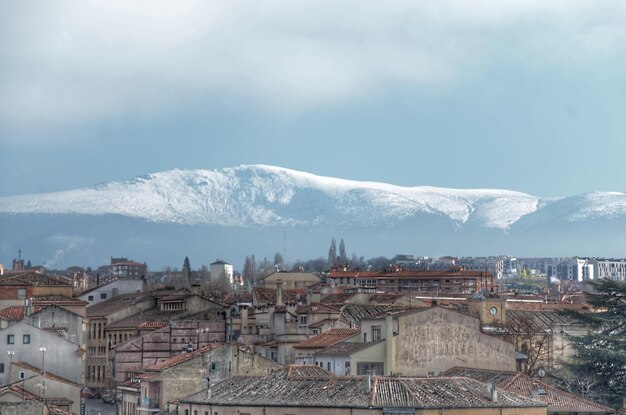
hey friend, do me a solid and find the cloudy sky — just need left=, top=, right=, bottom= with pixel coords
left=2, top=0, right=626, bottom=198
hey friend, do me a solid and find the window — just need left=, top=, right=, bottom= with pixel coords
left=299, top=315, right=308, bottom=326
left=372, top=325, right=382, bottom=342
left=17, top=288, right=26, bottom=300
left=19, top=371, right=25, bottom=380
left=344, top=361, right=351, bottom=375
left=363, top=333, right=367, bottom=342
left=100, top=293, right=107, bottom=300
left=7, top=334, right=14, bottom=344
left=88, top=295, right=94, bottom=301
left=210, top=362, right=217, bottom=371
left=23, top=334, right=30, bottom=344
left=0, top=363, right=4, bottom=373
left=327, top=362, right=331, bottom=371
left=356, top=362, right=384, bottom=376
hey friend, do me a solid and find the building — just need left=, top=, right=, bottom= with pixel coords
left=210, top=260, right=234, bottom=285
left=179, top=365, right=548, bottom=415
left=590, top=258, right=626, bottom=282
left=117, top=343, right=282, bottom=415
left=0, top=272, right=74, bottom=309
left=328, top=269, right=497, bottom=294
left=444, top=367, right=614, bottom=414
left=261, top=271, right=322, bottom=290
left=77, top=277, right=145, bottom=306
left=111, top=258, right=148, bottom=279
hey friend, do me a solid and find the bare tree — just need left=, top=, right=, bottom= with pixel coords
left=500, top=314, right=551, bottom=376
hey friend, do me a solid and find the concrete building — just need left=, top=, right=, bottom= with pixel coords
left=328, top=269, right=497, bottom=294
left=590, top=258, right=626, bottom=282
left=210, top=260, right=234, bottom=285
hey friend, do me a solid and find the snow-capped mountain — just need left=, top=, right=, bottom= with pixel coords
left=0, top=164, right=542, bottom=229
left=1, top=165, right=626, bottom=268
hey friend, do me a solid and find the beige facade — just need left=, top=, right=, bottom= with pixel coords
left=394, top=307, right=516, bottom=376
left=262, top=272, right=321, bottom=289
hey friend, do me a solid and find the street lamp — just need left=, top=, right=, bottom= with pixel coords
left=537, top=366, right=546, bottom=378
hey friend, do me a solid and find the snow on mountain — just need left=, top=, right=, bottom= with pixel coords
left=0, top=164, right=601, bottom=230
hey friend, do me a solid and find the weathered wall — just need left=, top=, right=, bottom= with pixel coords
left=0, top=401, right=44, bottom=415
left=395, top=307, right=516, bottom=376
left=0, top=321, right=84, bottom=386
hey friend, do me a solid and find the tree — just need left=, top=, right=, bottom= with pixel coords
left=242, top=255, right=256, bottom=284
left=339, top=238, right=347, bottom=265
left=562, top=279, right=626, bottom=408
left=328, top=238, right=337, bottom=268
left=500, top=314, right=551, bottom=376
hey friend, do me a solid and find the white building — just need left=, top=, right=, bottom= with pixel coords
left=210, top=259, right=235, bottom=285
left=589, top=258, right=626, bottom=282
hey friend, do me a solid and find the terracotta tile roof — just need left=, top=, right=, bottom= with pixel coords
left=320, top=293, right=359, bottom=305
left=31, top=295, right=88, bottom=306
left=86, top=293, right=152, bottom=317
left=144, top=343, right=223, bottom=371
left=253, top=287, right=306, bottom=305
left=308, top=318, right=341, bottom=329
left=505, top=310, right=574, bottom=331
left=0, top=305, right=42, bottom=320
left=296, top=303, right=341, bottom=314
left=368, top=293, right=409, bottom=304
left=500, top=373, right=613, bottom=414
left=181, top=366, right=545, bottom=410
left=104, top=308, right=186, bottom=329
left=223, top=293, right=253, bottom=305
left=0, top=272, right=70, bottom=286
left=314, top=341, right=382, bottom=357
left=293, top=328, right=359, bottom=349
left=444, top=367, right=614, bottom=414
left=340, top=304, right=416, bottom=326
left=329, top=269, right=494, bottom=279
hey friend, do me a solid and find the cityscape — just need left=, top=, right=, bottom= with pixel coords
left=0, top=251, right=624, bottom=414
left=2, top=1, right=626, bottom=415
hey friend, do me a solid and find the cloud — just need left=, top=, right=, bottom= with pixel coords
left=1, top=0, right=625, bottom=138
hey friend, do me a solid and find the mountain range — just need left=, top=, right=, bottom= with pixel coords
left=1, top=165, right=625, bottom=269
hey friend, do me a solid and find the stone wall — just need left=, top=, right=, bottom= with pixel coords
left=0, top=401, right=44, bottom=415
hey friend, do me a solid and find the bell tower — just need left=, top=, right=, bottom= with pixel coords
left=468, top=290, right=506, bottom=325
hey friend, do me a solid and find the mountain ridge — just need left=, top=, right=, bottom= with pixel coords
left=1, top=164, right=625, bottom=231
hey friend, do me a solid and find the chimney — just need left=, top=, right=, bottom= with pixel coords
left=276, top=279, right=283, bottom=306
left=530, top=382, right=541, bottom=400
left=25, top=298, right=32, bottom=317
left=490, top=384, right=498, bottom=402
left=241, top=306, right=249, bottom=335
left=385, top=314, right=395, bottom=375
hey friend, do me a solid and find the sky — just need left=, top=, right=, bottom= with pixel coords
left=2, top=1, right=626, bottom=198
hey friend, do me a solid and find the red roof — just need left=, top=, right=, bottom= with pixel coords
left=145, top=343, right=223, bottom=371
left=0, top=305, right=40, bottom=320
left=293, top=328, right=359, bottom=349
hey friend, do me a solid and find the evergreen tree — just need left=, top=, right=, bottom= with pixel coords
left=563, top=279, right=626, bottom=407
left=339, top=238, right=347, bottom=265
left=328, top=238, right=337, bottom=268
